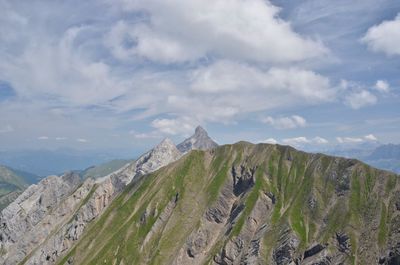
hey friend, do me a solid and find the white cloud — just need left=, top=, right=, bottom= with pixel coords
left=344, top=90, right=377, bottom=109
left=261, top=115, right=306, bottom=129
left=76, top=138, right=88, bottom=143
left=362, top=14, right=400, bottom=56
left=38, top=136, right=49, bottom=140
left=55, top=137, right=67, bottom=141
left=0, top=125, right=13, bottom=133
left=108, top=0, right=327, bottom=64
left=282, top=136, right=328, bottom=147
left=364, top=134, right=378, bottom=141
left=336, top=137, right=362, bottom=144
left=260, top=138, right=278, bottom=144
left=313, top=136, right=329, bottom=144
left=130, top=129, right=161, bottom=139
left=374, top=80, right=390, bottom=93
left=0, top=25, right=127, bottom=107
left=336, top=134, right=378, bottom=143
left=151, top=117, right=196, bottom=135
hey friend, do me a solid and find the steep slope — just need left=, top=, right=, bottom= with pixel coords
left=56, top=142, right=399, bottom=265
left=0, top=165, right=38, bottom=210
left=0, top=138, right=182, bottom=265
left=177, top=126, right=218, bottom=153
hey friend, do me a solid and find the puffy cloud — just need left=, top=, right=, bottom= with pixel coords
left=55, top=137, right=67, bottom=141
left=364, top=134, right=378, bottom=141
left=362, top=14, right=400, bottom=56
left=336, top=134, right=378, bottom=143
left=107, top=0, right=327, bottom=64
left=38, top=136, right=49, bottom=140
left=313, top=136, right=329, bottom=144
left=374, top=80, right=390, bottom=93
left=184, top=61, right=335, bottom=121
left=77, top=138, right=88, bottom=143
left=151, top=117, right=197, bottom=135
left=344, top=90, right=377, bottom=109
left=261, top=115, right=306, bottom=129
left=260, top=138, right=278, bottom=144
left=282, top=136, right=328, bottom=147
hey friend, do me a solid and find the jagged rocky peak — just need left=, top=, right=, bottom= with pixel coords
left=177, top=125, right=218, bottom=153
left=135, top=137, right=182, bottom=176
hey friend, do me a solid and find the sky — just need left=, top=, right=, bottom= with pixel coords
left=0, top=0, right=399, bottom=155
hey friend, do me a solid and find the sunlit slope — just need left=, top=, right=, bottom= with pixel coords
left=58, top=142, right=399, bottom=265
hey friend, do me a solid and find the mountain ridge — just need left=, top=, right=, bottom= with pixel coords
left=0, top=129, right=399, bottom=265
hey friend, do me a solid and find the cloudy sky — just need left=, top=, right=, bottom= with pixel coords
left=0, top=0, right=399, bottom=154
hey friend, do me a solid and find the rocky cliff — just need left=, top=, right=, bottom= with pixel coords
left=0, top=137, right=183, bottom=265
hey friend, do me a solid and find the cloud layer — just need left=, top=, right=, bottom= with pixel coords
left=0, top=0, right=398, bottom=150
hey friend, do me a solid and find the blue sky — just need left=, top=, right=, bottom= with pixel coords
left=0, top=0, right=399, bottom=154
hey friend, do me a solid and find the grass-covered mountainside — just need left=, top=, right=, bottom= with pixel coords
left=57, top=142, right=400, bottom=265
left=0, top=165, right=37, bottom=210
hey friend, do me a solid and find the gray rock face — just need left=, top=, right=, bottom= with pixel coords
left=0, top=172, right=82, bottom=265
left=174, top=163, right=272, bottom=265
left=0, top=138, right=183, bottom=265
left=177, top=126, right=218, bottom=153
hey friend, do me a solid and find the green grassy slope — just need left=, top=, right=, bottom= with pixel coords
left=82, top=159, right=131, bottom=179
left=0, top=165, right=37, bottom=210
left=56, top=143, right=399, bottom=265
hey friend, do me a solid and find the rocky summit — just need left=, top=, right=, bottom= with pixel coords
left=0, top=128, right=399, bottom=265
left=177, top=126, right=218, bottom=153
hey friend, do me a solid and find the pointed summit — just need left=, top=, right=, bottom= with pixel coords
left=135, top=138, right=182, bottom=176
left=177, top=126, right=218, bottom=153
left=194, top=125, right=207, bottom=136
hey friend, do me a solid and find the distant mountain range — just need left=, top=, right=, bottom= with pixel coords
left=0, top=165, right=39, bottom=210
left=0, top=148, right=136, bottom=177
left=327, top=143, right=400, bottom=173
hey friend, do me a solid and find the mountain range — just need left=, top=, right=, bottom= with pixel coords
left=0, top=127, right=399, bottom=265
left=328, top=143, right=400, bottom=174
left=0, top=165, right=38, bottom=210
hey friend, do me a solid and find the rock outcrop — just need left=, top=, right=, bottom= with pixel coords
left=177, top=126, right=218, bottom=153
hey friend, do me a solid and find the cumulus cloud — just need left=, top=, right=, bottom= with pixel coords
left=38, top=136, right=49, bottom=140
left=151, top=117, right=197, bottom=135
left=344, top=90, right=377, bottom=109
left=184, top=61, right=335, bottom=120
left=362, top=14, right=400, bottom=56
left=336, top=134, right=378, bottom=143
left=76, top=138, right=88, bottom=143
left=108, top=0, right=327, bottom=64
left=374, top=80, right=390, bottom=93
left=260, top=138, right=278, bottom=144
left=282, top=136, right=328, bottom=147
left=261, top=115, right=306, bottom=129
left=364, top=134, right=378, bottom=141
